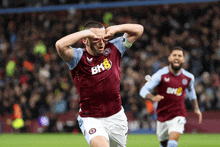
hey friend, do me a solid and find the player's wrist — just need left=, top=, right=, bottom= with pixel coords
left=146, top=93, right=155, bottom=101
left=151, top=96, right=157, bottom=102
left=194, top=107, right=200, bottom=111
left=82, top=29, right=93, bottom=38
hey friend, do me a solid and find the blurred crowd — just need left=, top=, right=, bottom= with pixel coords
left=0, top=2, right=220, bottom=127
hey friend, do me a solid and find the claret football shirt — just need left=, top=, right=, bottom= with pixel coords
left=140, top=66, right=197, bottom=122
left=66, top=34, right=128, bottom=118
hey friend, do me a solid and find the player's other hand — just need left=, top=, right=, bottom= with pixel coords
left=194, top=108, right=202, bottom=124
left=103, top=26, right=118, bottom=42
left=152, top=94, right=164, bottom=102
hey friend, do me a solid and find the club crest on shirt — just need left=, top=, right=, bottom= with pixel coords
left=87, top=57, right=93, bottom=63
left=103, top=48, right=111, bottom=56
left=89, top=128, right=96, bottom=134
left=164, top=77, right=170, bottom=82
left=182, top=78, right=188, bottom=85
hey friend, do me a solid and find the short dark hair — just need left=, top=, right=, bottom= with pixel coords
left=170, top=46, right=184, bottom=56
left=84, top=21, right=105, bottom=30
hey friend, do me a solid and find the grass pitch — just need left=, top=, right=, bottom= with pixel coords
left=0, top=133, right=219, bottom=147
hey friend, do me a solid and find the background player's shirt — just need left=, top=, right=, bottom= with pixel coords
left=140, top=66, right=197, bottom=122
left=66, top=34, right=128, bottom=118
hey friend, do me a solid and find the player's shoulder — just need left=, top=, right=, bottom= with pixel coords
left=108, top=36, right=123, bottom=48
left=109, top=36, right=122, bottom=43
left=71, top=47, right=85, bottom=52
left=155, top=66, right=170, bottom=76
left=151, top=66, right=169, bottom=81
left=107, top=36, right=125, bottom=52
left=66, top=47, right=85, bottom=70
left=72, top=47, right=86, bottom=57
left=181, top=68, right=195, bottom=80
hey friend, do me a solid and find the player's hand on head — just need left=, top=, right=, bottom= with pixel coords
left=152, top=94, right=164, bottom=102
left=194, top=108, right=202, bottom=124
left=86, top=29, right=102, bottom=42
left=103, top=31, right=114, bottom=42
left=103, top=33, right=112, bottom=42
left=103, top=26, right=118, bottom=41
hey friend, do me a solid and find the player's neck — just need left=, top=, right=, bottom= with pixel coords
left=168, top=65, right=181, bottom=75
left=86, top=46, right=97, bottom=56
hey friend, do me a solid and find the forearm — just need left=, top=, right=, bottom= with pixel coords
left=115, top=24, right=144, bottom=36
left=55, top=30, right=92, bottom=61
left=145, top=93, right=155, bottom=101
left=191, top=99, right=200, bottom=110
left=56, top=30, right=91, bottom=51
left=191, top=99, right=202, bottom=124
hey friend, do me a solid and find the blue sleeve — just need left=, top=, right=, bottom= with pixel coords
left=109, top=33, right=131, bottom=57
left=186, top=75, right=197, bottom=100
left=66, top=47, right=84, bottom=70
left=139, top=71, right=162, bottom=99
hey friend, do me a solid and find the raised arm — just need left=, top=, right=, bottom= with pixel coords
left=104, top=24, right=144, bottom=44
left=55, top=30, right=101, bottom=62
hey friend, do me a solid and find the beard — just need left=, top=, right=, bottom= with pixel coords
left=170, top=62, right=183, bottom=72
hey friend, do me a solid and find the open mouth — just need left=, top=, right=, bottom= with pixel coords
left=173, top=60, right=180, bottom=66
left=98, top=47, right=103, bottom=50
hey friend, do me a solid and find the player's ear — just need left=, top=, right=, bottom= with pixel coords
left=82, top=38, right=88, bottom=45
left=168, top=55, right=171, bottom=62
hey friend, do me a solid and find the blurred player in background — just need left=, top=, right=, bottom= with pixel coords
left=55, top=21, right=143, bottom=147
left=140, top=47, right=202, bottom=147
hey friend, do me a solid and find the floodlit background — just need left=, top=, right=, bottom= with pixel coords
left=0, top=0, right=220, bottom=146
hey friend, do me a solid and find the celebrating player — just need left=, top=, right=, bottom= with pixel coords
left=140, top=47, right=202, bottom=147
left=55, top=21, right=143, bottom=147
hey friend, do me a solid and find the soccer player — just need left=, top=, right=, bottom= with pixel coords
left=140, top=47, right=202, bottom=147
left=55, top=21, right=143, bottom=147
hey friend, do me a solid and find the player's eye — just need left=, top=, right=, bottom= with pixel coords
left=92, top=39, right=100, bottom=42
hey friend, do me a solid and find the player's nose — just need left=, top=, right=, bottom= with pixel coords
left=99, top=38, right=104, bottom=44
